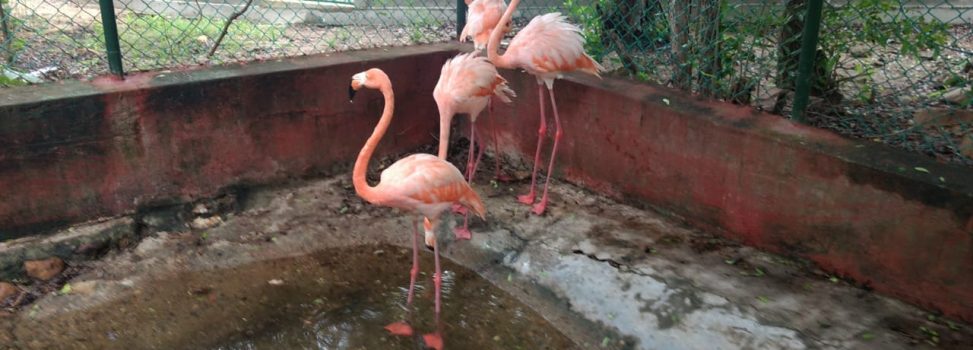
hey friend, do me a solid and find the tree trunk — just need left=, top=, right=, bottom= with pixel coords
left=774, top=0, right=806, bottom=112
left=696, top=0, right=722, bottom=97
left=669, top=0, right=692, bottom=90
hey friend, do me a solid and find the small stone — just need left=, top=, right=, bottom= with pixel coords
left=373, top=249, right=385, bottom=256
left=190, top=216, right=223, bottom=230
left=0, top=282, right=18, bottom=301
left=941, top=86, right=971, bottom=105
left=192, top=203, right=210, bottom=215
left=71, top=280, right=99, bottom=295
left=960, top=135, right=973, bottom=160
left=25, top=257, right=65, bottom=281
left=849, top=45, right=870, bottom=58
left=268, top=279, right=284, bottom=286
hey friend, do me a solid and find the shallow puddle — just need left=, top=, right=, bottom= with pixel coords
left=8, top=244, right=577, bottom=350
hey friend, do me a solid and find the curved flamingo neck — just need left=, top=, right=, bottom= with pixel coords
left=487, top=0, right=519, bottom=69
left=353, top=76, right=394, bottom=204
left=437, top=106, right=454, bottom=159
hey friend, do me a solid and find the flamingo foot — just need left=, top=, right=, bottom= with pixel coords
left=422, top=333, right=444, bottom=350
left=453, top=226, right=472, bottom=241
left=451, top=204, right=468, bottom=215
left=531, top=200, right=547, bottom=216
left=517, top=192, right=535, bottom=205
left=384, top=322, right=414, bottom=337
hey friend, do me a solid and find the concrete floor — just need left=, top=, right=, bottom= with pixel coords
left=2, top=169, right=972, bottom=349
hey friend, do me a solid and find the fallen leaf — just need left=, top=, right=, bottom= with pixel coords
left=914, top=167, right=929, bottom=173
left=59, top=283, right=72, bottom=295
left=268, top=279, right=284, bottom=286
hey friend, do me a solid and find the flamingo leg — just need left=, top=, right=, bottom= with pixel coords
left=518, top=83, right=547, bottom=205
left=452, top=121, right=477, bottom=217
left=407, top=217, right=420, bottom=305
left=470, top=123, right=486, bottom=182
left=385, top=217, right=421, bottom=337
left=488, top=98, right=511, bottom=182
left=432, top=234, right=443, bottom=316
left=533, top=85, right=561, bottom=215
left=453, top=122, right=486, bottom=241
left=422, top=304, right=444, bottom=350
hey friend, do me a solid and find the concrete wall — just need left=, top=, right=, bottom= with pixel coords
left=0, top=43, right=452, bottom=240
left=481, top=69, right=973, bottom=322
left=2, top=43, right=971, bottom=322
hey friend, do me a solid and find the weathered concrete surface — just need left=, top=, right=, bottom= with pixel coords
left=0, top=218, right=136, bottom=279
left=482, top=68, right=973, bottom=322
left=0, top=43, right=453, bottom=240
left=2, top=175, right=969, bottom=349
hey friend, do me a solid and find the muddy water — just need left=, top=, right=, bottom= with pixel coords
left=7, top=244, right=577, bottom=350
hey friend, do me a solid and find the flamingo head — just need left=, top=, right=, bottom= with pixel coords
left=349, top=68, right=389, bottom=102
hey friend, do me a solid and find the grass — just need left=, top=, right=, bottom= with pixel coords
left=89, top=14, right=285, bottom=69
left=0, top=74, right=27, bottom=87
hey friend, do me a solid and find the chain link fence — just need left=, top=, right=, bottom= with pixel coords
left=0, top=0, right=971, bottom=167
left=0, top=0, right=558, bottom=81
left=571, top=0, right=973, bottom=166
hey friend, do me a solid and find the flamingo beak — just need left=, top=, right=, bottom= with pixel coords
left=348, top=84, right=357, bottom=102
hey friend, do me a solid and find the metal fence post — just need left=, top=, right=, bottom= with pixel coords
left=456, top=0, right=467, bottom=40
left=1, top=0, right=11, bottom=64
left=790, top=0, right=824, bottom=123
left=98, top=0, right=124, bottom=78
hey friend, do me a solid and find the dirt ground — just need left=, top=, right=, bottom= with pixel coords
left=0, top=144, right=971, bottom=349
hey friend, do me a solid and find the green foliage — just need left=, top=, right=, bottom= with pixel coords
left=817, top=0, right=949, bottom=97
left=562, top=0, right=606, bottom=61
left=89, top=14, right=283, bottom=67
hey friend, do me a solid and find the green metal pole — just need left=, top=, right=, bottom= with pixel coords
left=456, top=0, right=467, bottom=40
left=98, top=0, right=124, bottom=78
left=790, top=0, right=824, bottom=123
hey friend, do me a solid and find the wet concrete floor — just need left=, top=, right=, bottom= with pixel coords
left=1, top=166, right=971, bottom=350
left=4, top=244, right=572, bottom=349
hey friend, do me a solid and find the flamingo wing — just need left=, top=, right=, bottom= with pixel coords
left=378, top=154, right=486, bottom=218
left=434, top=52, right=516, bottom=108
left=461, top=0, right=506, bottom=48
left=506, top=13, right=604, bottom=77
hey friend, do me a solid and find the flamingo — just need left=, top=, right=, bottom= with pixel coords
left=434, top=51, right=515, bottom=240
left=349, top=68, right=486, bottom=348
left=457, top=0, right=512, bottom=182
left=486, top=0, right=604, bottom=215
left=459, top=0, right=507, bottom=51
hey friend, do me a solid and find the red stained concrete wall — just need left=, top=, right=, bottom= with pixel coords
left=0, top=44, right=454, bottom=240
left=485, top=71, right=973, bottom=322
left=3, top=43, right=972, bottom=322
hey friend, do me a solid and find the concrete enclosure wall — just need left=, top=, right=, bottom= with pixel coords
left=481, top=70, right=973, bottom=322
left=1, top=44, right=971, bottom=322
left=0, top=44, right=452, bottom=240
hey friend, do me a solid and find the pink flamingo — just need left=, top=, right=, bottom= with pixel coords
left=487, top=0, right=604, bottom=215
left=458, top=0, right=512, bottom=182
left=459, top=0, right=507, bottom=51
left=434, top=51, right=515, bottom=240
left=349, top=68, right=486, bottom=348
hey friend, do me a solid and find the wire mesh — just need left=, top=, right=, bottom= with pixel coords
left=0, top=0, right=970, bottom=166
left=566, top=0, right=973, bottom=166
